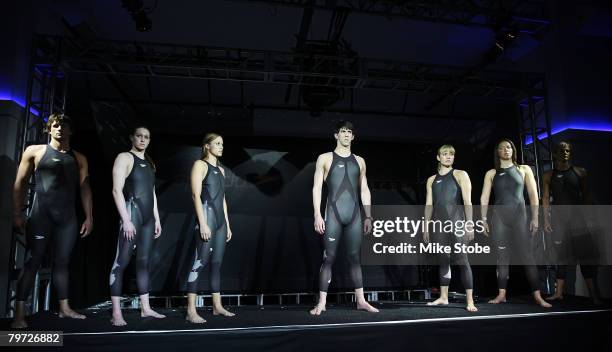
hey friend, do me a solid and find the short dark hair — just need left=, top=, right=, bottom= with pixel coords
left=46, top=113, right=72, bottom=132
left=553, top=140, right=572, bottom=154
left=334, top=120, right=355, bottom=134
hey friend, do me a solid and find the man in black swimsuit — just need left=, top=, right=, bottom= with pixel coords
left=310, top=121, right=378, bottom=315
left=543, top=141, right=600, bottom=303
left=12, top=114, right=93, bottom=328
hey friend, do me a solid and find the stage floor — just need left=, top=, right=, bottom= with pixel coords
left=2, top=296, right=611, bottom=351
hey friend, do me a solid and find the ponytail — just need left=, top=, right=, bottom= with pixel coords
left=201, top=133, right=222, bottom=160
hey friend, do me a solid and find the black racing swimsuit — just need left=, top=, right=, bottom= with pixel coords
left=187, top=160, right=228, bottom=294
left=431, top=170, right=473, bottom=290
left=17, top=145, right=79, bottom=301
left=110, top=152, right=156, bottom=296
left=318, top=152, right=364, bottom=292
left=491, top=165, right=539, bottom=291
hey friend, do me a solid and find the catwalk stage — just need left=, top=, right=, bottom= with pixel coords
left=2, top=296, right=610, bottom=351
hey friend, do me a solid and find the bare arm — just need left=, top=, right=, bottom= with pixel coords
left=542, top=171, right=552, bottom=227
left=424, top=176, right=434, bottom=207
left=456, top=170, right=473, bottom=222
left=522, top=165, right=539, bottom=217
left=358, top=157, right=372, bottom=218
left=220, top=167, right=231, bottom=234
left=480, top=170, right=495, bottom=221
left=75, top=152, right=93, bottom=237
left=312, top=154, right=328, bottom=235
left=357, top=156, right=373, bottom=235
left=190, top=160, right=208, bottom=230
left=153, top=189, right=162, bottom=238
left=12, top=145, right=41, bottom=233
left=312, top=154, right=326, bottom=219
left=111, top=153, right=132, bottom=224
left=423, top=176, right=434, bottom=242
left=153, top=190, right=160, bottom=223
left=522, top=165, right=540, bottom=235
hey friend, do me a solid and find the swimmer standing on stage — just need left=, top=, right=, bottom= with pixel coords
left=480, top=139, right=551, bottom=308
left=185, top=133, right=235, bottom=323
left=12, top=114, right=93, bottom=329
left=543, top=141, right=600, bottom=303
left=109, top=127, right=165, bottom=326
left=310, top=121, right=379, bottom=315
left=424, top=145, right=477, bottom=312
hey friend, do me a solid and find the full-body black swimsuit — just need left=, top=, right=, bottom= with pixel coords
left=431, top=170, right=473, bottom=290
left=187, top=161, right=228, bottom=294
left=491, top=165, right=539, bottom=292
left=318, top=152, right=364, bottom=292
left=17, top=145, right=79, bottom=301
left=110, top=152, right=156, bottom=296
left=550, top=167, right=596, bottom=280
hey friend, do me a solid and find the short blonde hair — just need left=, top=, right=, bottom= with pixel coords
left=437, top=144, right=455, bottom=156
left=437, top=144, right=455, bottom=171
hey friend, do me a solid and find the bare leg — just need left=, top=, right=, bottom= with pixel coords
left=355, top=288, right=379, bottom=313
left=58, top=299, right=85, bottom=319
left=11, top=301, right=28, bottom=329
left=185, top=293, right=206, bottom=323
left=466, top=289, right=478, bottom=312
left=110, top=296, right=127, bottom=326
left=585, top=279, right=602, bottom=305
left=212, top=293, right=235, bottom=316
left=140, top=293, right=166, bottom=318
left=533, top=290, right=552, bottom=308
left=547, top=279, right=565, bottom=301
left=310, top=291, right=327, bottom=315
left=428, top=286, right=449, bottom=306
left=488, top=288, right=507, bottom=304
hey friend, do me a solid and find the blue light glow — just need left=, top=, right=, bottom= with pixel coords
left=525, top=120, right=612, bottom=144
left=1, top=90, right=40, bottom=116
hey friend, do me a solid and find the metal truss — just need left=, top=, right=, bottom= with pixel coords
left=56, top=35, right=541, bottom=99
left=517, top=74, right=552, bottom=194
left=233, top=0, right=550, bottom=33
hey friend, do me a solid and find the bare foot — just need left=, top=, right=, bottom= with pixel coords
left=186, top=311, right=206, bottom=323
left=546, top=293, right=564, bottom=301
left=536, top=299, right=552, bottom=308
left=593, top=297, right=603, bottom=305
left=11, top=318, right=28, bottom=329
left=466, top=302, right=478, bottom=312
left=356, top=301, right=379, bottom=313
left=212, top=306, right=235, bottom=317
left=141, top=309, right=166, bottom=319
left=488, top=295, right=506, bottom=304
left=309, top=304, right=326, bottom=316
left=427, top=298, right=449, bottom=306
left=110, top=313, right=127, bottom=327
left=59, top=308, right=86, bottom=319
